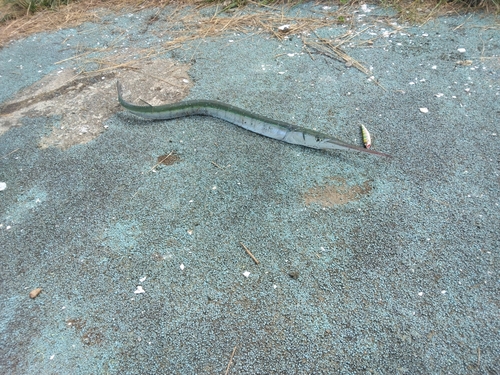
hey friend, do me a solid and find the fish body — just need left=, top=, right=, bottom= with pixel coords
left=117, top=82, right=390, bottom=157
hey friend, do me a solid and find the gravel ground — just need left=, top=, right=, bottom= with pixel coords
left=0, top=3, right=498, bottom=374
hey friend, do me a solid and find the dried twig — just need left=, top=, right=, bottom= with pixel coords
left=240, top=242, right=259, bottom=265
left=224, top=345, right=238, bottom=375
left=477, top=347, right=481, bottom=369
left=211, top=161, right=224, bottom=169
left=1, top=148, right=20, bottom=158
left=303, top=36, right=387, bottom=91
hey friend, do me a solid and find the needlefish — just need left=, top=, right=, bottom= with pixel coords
left=116, top=81, right=391, bottom=158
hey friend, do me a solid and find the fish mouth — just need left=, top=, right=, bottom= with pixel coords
left=324, top=138, right=392, bottom=158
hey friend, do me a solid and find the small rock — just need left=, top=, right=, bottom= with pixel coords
left=29, top=288, right=42, bottom=299
left=134, top=286, right=145, bottom=294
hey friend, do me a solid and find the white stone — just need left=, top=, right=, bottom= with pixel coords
left=134, top=286, right=145, bottom=294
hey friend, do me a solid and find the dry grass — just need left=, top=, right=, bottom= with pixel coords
left=0, top=0, right=498, bottom=49
left=384, top=0, right=499, bottom=24
left=0, top=0, right=376, bottom=74
left=0, top=0, right=497, bottom=97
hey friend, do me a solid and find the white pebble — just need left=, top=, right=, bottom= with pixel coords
left=0, top=182, right=6, bottom=191
left=134, top=286, right=145, bottom=294
left=243, top=271, right=250, bottom=278
left=419, top=108, right=429, bottom=113
left=180, top=263, right=185, bottom=270
left=457, top=48, right=466, bottom=53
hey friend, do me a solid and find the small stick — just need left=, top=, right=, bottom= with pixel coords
left=224, top=345, right=238, bottom=375
left=54, top=50, right=93, bottom=65
left=2, top=148, right=19, bottom=159
left=211, top=161, right=223, bottom=169
left=138, top=71, right=184, bottom=88
left=477, top=347, right=480, bottom=369
left=240, top=242, right=259, bottom=265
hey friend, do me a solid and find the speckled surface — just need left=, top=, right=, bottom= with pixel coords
left=0, top=4, right=499, bottom=374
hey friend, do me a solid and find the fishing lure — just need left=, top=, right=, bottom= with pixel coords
left=360, top=124, right=372, bottom=149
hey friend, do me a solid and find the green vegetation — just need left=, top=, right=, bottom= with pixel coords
left=4, top=0, right=70, bottom=14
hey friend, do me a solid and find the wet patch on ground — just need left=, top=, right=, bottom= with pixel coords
left=303, top=177, right=372, bottom=207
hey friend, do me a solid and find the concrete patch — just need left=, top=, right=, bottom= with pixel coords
left=0, top=57, right=192, bottom=149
